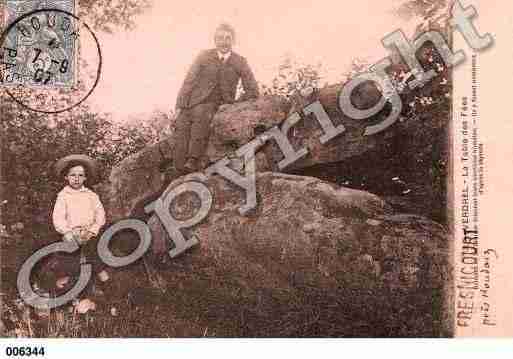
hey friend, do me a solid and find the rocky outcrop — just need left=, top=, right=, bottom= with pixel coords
left=94, top=53, right=452, bottom=336
left=207, top=83, right=387, bottom=170
left=98, top=64, right=448, bottom=223
left=108, top=172, right=451, bottom=337
left=202, top=54, right=450, bottom=223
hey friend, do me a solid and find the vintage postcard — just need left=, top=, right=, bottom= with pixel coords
left=0, top=0, right=512, bottom=346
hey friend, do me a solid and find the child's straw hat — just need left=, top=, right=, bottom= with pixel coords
left=54, top=154, right=100, bottom=184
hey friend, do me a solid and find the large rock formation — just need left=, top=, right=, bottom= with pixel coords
left=95, top=52, right=452, bottom=336
left=108, top=172, right=451, bottom=337
left=206, top=83, right=387, bottom=170
left=98, top=75, right=447, bottom=223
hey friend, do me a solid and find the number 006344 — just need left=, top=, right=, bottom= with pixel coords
left=5, top=346, right=45, bottom=356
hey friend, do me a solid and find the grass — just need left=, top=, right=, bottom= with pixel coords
left=2, top=251, right=449, bottom=338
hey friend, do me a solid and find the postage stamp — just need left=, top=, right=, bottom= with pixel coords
left=1, top=0, right=78, bottom=87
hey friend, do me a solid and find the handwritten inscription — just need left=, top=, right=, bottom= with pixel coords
left=480, top=249, right=498, bottom=326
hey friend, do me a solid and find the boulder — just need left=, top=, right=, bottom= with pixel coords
left=97, top=88, right=392, bottom=221
left=92, top=51, right=452, bottom=336
left=118, top=172, right=452, bottom=337
left=207, top=83, right=388, bottom=170
left=98, top=65, right=448, bottom=222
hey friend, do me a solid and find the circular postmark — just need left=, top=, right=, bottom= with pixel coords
left=0, top=8, right=102, bottom=114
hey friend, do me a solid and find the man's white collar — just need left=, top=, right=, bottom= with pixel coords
left=217, top=51, right=231, bottom=62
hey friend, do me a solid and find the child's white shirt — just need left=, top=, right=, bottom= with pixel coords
left=52, top=186, right=106, bottom=236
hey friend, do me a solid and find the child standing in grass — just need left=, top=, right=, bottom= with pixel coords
left=51, top=154, right=109, bottom=302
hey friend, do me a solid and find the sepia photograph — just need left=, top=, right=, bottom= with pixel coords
left=0, top=0, right=509, bottom=344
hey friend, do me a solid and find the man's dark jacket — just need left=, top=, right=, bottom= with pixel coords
left=176, top=49, right=259, bottom=109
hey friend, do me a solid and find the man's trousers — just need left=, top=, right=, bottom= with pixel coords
left=172, top=102, right=218, bottom=172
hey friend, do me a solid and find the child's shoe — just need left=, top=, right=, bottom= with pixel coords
left=75, top=298, right=96, bottom=314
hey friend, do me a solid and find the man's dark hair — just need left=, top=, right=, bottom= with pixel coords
left=215, top=23, right=236, bottom=41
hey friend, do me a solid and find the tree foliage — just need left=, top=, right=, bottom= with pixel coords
left=78, top=0, right=152, bottom=33
left=0, top=0, right=154, bottom=236
left=0, top=95, right=170, bottom=235
left=260, top=56, right=324, bottom=102
left=395, top=0, right=449, bottom=20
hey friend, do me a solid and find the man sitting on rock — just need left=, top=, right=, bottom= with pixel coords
left=172, top=23, right=259, bottom=174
